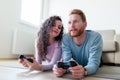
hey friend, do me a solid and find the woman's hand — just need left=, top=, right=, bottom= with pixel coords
left=18, top=57, right=42, bottom=71
left=25, top=57, right=42, bottom=70
left=18, top=58, right=28, bottom=67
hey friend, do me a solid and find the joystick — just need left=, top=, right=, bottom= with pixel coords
left=57, top=60, right=77, bottom=69
left=19, top=55, right=33, bottom=63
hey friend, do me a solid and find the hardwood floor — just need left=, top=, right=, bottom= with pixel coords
left=0, top=59, right=114, bottom=80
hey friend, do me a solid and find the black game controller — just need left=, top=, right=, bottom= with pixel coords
left=19, top=55, right=33, bottom=63
left=57, top=60, right=78, bottom=69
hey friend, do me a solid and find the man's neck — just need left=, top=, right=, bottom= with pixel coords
left=73, top=31, right=86, bottom=46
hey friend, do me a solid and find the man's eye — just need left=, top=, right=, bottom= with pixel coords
left=73, top=20, right=78, bottom=23
left=68, top=21, right=71, bottom=24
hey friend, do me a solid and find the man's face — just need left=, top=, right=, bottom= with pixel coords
left=68, top=14, right=86, bottom=37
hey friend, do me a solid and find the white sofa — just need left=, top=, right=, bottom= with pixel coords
left=96, top=30, right=120, bottom=65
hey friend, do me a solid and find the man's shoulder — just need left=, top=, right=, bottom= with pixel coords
left=63, top=33, right=70, bottom=36
left=86, top=30, right=99, bottom=34
left=86, top=30, right=102, bottom=42
left=86, top=30, right=101, bottom=37
left=62, top=33, right=73, bottom=43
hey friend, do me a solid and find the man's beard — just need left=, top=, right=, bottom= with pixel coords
left=69, top=26, right=85, bottom=37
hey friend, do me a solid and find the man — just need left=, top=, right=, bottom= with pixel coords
left=53, top=9, right=103, bottom=79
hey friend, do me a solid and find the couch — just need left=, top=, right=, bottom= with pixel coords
left=96, top=30, right=120, bottom=65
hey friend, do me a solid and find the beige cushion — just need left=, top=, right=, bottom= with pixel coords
left=102, top=52, right=115, bottom=63
left=103, top=40, right=116, bottom=52
left=97, top=30, right=115, bottom=40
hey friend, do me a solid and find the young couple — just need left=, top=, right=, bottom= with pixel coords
left=19, top=9, right=103, bottom=79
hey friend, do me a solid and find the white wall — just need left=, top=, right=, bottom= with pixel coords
left=0, top=0, right=38, bottom=58
left=0, top=0, right=120, bottom=58
left=48, top=0, right=120, bottom=33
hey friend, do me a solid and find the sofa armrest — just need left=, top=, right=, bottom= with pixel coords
left=115, top=34, right=120, bottom=42
left=115, top=34, right=120, bottom=64
left=115, top=34, right=120, bottom=50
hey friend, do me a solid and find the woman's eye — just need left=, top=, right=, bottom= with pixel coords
left=52, top=24, right=55, bottom=26
left=58, top=26, right=62, bottom=29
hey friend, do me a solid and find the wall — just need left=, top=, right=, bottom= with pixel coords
left=0, top=0, right=120, bottom=58
left=0, top=0, right=38, bottom=58
left=48, top=0, right=120, bottom=33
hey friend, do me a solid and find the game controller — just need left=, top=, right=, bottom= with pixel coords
left=57, top=60, right=78, bottom=69
left=19, top=55, right=33, bottom=63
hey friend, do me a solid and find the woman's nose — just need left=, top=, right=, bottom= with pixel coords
left=55, top=26, right=58, bottom=29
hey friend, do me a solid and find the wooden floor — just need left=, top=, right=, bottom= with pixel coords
left=0, top=59, right=114, bottom=80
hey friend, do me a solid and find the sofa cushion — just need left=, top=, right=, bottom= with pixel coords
left=96, top=30, right=115, bottom=40
left=103, top=40, right=116, bottom=52
left=102, top=52, right=115, bottom=63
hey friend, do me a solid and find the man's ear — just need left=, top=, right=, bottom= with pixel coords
left=84, top=22, right=87, bottom=29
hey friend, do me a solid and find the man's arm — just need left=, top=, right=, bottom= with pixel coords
left=84, top=33, right=103, bottom=75
left=62, top=34, right=72, bottom=61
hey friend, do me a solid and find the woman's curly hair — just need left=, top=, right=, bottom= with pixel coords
left=37, top=16, right=64, bottom=59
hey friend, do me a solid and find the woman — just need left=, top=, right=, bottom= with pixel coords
left=19, top=16, right=64, bottom=71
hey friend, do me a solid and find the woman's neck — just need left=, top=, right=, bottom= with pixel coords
left=48, top=37, right=55, bottom=45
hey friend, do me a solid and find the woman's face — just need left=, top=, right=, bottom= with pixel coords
left=49, top=20, right=62, bottom=38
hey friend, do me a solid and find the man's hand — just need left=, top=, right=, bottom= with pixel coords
left=69, top=65, right=85, bottom=79
left=53, top=64, right=66, bottom=77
